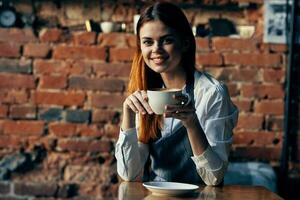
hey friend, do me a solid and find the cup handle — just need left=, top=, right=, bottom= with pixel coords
left=181, top=93, right=191, bottom=106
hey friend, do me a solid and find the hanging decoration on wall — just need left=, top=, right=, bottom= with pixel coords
left=263, top=0, right=292, bottom=44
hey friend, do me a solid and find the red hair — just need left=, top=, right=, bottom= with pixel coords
left=128, top=52, right=162, bottom=143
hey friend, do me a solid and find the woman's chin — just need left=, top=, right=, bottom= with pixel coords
left=149, top=65, right=168, bottom=73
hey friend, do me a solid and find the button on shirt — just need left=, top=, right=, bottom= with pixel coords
left=115, top=71, right=239, bottom=185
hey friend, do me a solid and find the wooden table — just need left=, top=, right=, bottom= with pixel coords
left=117, top=182, right=283, bottom=200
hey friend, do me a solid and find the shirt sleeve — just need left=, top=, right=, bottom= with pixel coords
left=191, top=82, right=239, bottom=186
left=115, top=127, right=149, bottom=181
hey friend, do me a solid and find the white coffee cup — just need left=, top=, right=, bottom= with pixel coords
left=147, top=88, right=191, bottom=115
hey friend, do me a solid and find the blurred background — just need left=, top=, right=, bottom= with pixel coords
left=0, top=0, right=299, bottom=199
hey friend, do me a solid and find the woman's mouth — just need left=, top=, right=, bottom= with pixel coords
left=151, top=56, right=167, bottom=65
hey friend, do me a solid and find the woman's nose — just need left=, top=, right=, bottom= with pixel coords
left=152, top=42, right=163, bottom=52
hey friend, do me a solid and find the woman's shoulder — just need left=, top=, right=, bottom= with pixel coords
left=194, top=71, right=228, bottom=95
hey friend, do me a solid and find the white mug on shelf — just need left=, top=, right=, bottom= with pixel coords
left=100, top=21, right=115, bottom=33
left=133, top=14, right=140, bottom=34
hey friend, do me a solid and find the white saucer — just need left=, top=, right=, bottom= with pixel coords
left=143, top=181, right=199, bottom=196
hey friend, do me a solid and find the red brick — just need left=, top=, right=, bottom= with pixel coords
left=23, top=43, right=51, bottom=58
left=0, top=57, right=31, bottom=72
left=0, top=42, right=21, bottom=58
left=70, top=60, right=93, bottom=75
left=0, top=120, right=3, bottom=133
left=69, top=76, right=125, bottom=92
left=233, top=131, right=282, bottom=146
left=0, top=105, right=8, bottom=118
left=57, top=138, right=112, bottom=153
left=202, top=67, right=227, bottom=80
left=269, top=44, right=288, bottom=52
left=196, top=38, right=210, bottom=52
left=3, top=120, right=44, bottom=136
left=262, top=68, right=285, bottom=83
left=38, top=137, right=57, bottom=151
left=27, top=136, right=44, bottom=148
left=226, top=83, right=239, bottom=97
left=0, top=28, right=37, bottom=43
left=77, top=124, right=103, bottom=137
left=10, top=105, right=36, bottom=119
left=49, top=123, right=77, bottom=137
left=110, top=48, right=135, bottom=62
left=64, top=164, right=102, bottom=182
left=98, top=32, right=129, bottom=48
left=34, top=59, right=72, bottom=75
left=254, top=100, right=284, bottom=115
left=236, top=114, right=264, bottom=130
left=244, top=6, right=263, bottom=22
left=1, top=90, right=28, bottom=104
left=14, top=182, right=58, bottom=197
left=232, top=68, right=259, bottom=82
left=223, top=53, right=282, bottom=67
left=93, top=62, right=131, bottom=77
left=231, top=146, right=281, bottom=161
left=266, top=116, right=284, bottom=131
left=53, top=45, right=106, bottom=60
left=34, top=91, right=85, bottom=106
left=0, top=135, right=24, bottom=148
left=39, top=75, right=67, bottom=89
left=196, top=53, right=223, bottom=66
left=73, top=31, right=97, bottom=45
left=260, top=43, right=288, bottom=53
left=91, top=93, right=126, bottom=108
left=39, top=28, right=63, bottom=43
left=232, top=98, right=252, bottom=112
left=212, top=37, right=257, bottom=51
left=0, top=73, right=35, bottom=89
left=92, top=109, right=118, bottom=123
left=127, top=34, right=137, bottom=48
left=241, top=84, right=284, bottom=99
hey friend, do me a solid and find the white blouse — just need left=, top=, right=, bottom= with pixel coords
left=115, top=71, right=239, bottom=185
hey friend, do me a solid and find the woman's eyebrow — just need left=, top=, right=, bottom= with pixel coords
left=141, top=34, right=174, bottom=40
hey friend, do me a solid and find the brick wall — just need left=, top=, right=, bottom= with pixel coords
left=0, top=0, right=297, bottom=199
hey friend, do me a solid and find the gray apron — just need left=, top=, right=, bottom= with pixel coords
left=145, top=75, right=203, bottom=184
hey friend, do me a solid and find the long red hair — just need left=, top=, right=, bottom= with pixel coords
left=128, top=2, right=196, bottom=143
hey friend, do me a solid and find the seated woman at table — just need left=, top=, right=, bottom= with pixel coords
left=115, top=2, right=238, bottom=186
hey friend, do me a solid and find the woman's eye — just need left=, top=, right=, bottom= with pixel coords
left=163, top=38, right=174, bottom=44
left=143, top=40, right=153, bottom=46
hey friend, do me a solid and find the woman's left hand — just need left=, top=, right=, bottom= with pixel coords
left=164, top=93, right=198, bottom=128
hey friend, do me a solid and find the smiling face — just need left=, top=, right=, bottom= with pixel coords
left=139, top=20, right=185, bottom=75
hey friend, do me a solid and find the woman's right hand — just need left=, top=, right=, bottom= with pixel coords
left=123, top=90, right=154, bottom=115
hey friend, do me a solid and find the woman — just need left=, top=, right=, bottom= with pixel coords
left=115, top=2, right=238, bottom=186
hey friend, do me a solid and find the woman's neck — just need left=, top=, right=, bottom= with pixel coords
left=160, top=69, right=186, bottom=89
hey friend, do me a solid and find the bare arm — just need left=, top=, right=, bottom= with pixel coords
left=184, top=114, right=209, bottom=156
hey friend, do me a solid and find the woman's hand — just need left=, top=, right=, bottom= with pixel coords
left=121, top=90, right=153, bottom=131
left=164, top=93, right=198, bottom=128
left=123, top=90, right=154, bottom=115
